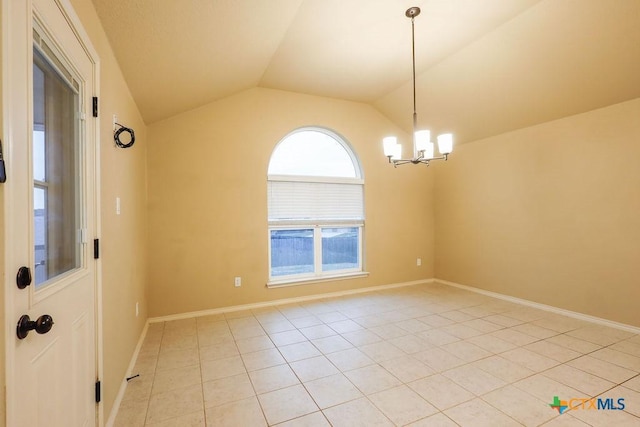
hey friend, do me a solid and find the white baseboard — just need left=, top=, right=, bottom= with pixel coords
left=148, top=276, right=639, bottom=333
left=148, top=279, right=434, bottom=323
left=436, top=278, right=640, bottom=334
left=105, top=321, right=150, bottom=427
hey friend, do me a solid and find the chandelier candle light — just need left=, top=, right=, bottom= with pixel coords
left=383, top=7, right=453, bottom=166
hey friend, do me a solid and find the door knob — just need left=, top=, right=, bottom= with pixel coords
left=16, top=266, right=32, bottom=289
left=16, top=314, right=54, bottom=340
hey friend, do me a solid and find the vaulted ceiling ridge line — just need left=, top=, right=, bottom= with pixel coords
left=256, top=0, right=307, bottom=88
left=372, top=0, right=545, bottom=105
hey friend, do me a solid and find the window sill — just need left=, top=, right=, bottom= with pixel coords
left=267, top=272, right=370, bottom=289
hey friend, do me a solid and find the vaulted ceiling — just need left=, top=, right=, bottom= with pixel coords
left=92, top=0, right=640, bottom=143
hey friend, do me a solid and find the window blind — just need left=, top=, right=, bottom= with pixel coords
left=268, top=180, right=363, bottom=222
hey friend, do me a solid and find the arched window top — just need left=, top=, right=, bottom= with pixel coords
left=268, top=127, right=362, bottom=179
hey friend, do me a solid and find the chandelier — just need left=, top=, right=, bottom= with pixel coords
left=383, top=7, right=453, bottom=167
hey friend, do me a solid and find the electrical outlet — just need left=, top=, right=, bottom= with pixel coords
left=417, top=258, right=422, bottom=266
left=234, top=277, right=242, bottom=287
left=116, top=197, right=121, bottom=215
left=135, top=302, right=139, bottom=317
left=113, top=114, right=118, bottom=131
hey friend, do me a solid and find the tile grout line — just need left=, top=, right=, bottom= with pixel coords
left=194, top=318, right=207, bottom=427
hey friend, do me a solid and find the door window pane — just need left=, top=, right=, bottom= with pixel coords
left=270, top=229, right=314, bottom=277
left=33, top=47, right=81, bottom=287
left=322, top=227, right=359, bottom=272
left=33, top=131, right=46, bottom=182
left=33, top=187, right=48, bottom=284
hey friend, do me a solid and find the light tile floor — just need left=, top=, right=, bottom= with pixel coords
left=114, top=283, right=640, bottom=426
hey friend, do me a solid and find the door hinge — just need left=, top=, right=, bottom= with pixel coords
left=95, top=380, right=101, bottom=403
left=93, top=239, right=100, bottom=259
left=92, top=96, right=98, bottom=117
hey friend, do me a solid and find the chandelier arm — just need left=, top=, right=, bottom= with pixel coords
left=390, top=153, right=449, bottom=168
left=390, top=159, right=413, bottom=167
left=424, top=154, right=449, bottom=162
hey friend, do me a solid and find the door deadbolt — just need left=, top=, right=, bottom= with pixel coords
left=16, top=266, right=32, bottom=289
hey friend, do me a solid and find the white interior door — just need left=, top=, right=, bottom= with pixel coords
left=4, top=0, right=100, bottom=425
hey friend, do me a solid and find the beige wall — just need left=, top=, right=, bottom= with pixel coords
left=435, top=98, right=640, bottom=327
left=69, top=0, right=148, bottom=417
left=147, top=87, right=435, bottom=317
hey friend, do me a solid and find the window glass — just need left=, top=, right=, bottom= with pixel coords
left=270, top=229, right=314, bottom=277
left=268, top=130, right=358, bottom=178
left=33, top=46, right=81, bottom=287
left=322, top=227, right=359, bottom=272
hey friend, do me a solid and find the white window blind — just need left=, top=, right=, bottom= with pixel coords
left=268, top=180, right=363, bottom=222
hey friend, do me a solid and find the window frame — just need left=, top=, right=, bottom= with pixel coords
left=267, top=127, right=367, bottom=287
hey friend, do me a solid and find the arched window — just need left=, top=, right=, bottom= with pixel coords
left=267, top=127, right=365, bottom=285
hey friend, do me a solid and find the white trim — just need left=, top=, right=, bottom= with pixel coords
left=2, top=1, right=22, bottom=425
left=93, top=93, right=104, bottom=425
left=104, top=322, right=149, bottom=427
left=436, top=279, right=640, bottom=334
left=268, top=175, right=364, bottom=185
left=92, top=52, right=104, bottom=427
left=148, top=279, right=433, bottom=324
left=267, top=271, right=369, bottom=288
left=268, top=220, right=365, bottom=227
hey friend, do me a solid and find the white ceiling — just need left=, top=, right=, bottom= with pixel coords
left=92, top=0, right=640, bottom=143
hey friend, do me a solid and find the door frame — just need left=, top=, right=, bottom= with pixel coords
left=1, top=0, right=104, bottom=424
